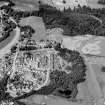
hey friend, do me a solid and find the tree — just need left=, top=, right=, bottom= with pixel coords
left=101, top=66, right=105, bottom=72
left=62, top=0, right=66, bottom=4
left=98, top=0, right=105, bottom=4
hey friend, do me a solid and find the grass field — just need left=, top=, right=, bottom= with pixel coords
left=19, top=16, right=47, bottom=41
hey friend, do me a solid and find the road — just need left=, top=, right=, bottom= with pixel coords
left=0, top=27, right=20, bottom=57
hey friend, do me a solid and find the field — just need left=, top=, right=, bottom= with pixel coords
left=61, top=35, right=105, bottom=105
left=87, top=0, right=105, bottom=8
left=12, top=0, right=39, bottom=11
left=18, top=14, right=105, bottom=104
left=19, top=16, right=47, bottom=41
left=0, top=0, right=105, bottom=105
left=7, top=0, right=105, bottom=11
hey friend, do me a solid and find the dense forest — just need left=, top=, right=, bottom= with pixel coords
left=2, top=1, right=105, bottom=37
left=36, top=4, right=105, bottom=37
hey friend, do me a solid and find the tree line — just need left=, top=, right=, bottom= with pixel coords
left=37, top=4, right=105, bottom=36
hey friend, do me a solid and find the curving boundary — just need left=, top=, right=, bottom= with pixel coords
left=0, top=27, right=20, bottom=57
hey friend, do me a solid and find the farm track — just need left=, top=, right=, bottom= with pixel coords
left=84, top=55, right=105, bottom=105
left=90, top=15, right=102, bottom=24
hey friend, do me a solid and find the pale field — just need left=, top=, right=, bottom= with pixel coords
left=61, top=35, right=105, bottom=105
left=19, top=16, right=47, bottom=41
left=87, top=0, right=105, bottom=8
left=1, top=0, right=105, bottom=12
left=41, top=0, right=105, bottom=9
left=17, top=32, right=105, bottom=105
left=62, top=35, right=105, bottom=56
left=83, top=57, right=105, bottom=105
left=15, top=0, right=105, bottom=104
left=1, top=18, right=105, bottom=105
left=40, top=0, right=87, bottom=10
left=12, top=0, right=39, bottom=11
left=0, top=0, right=105, bottom=104
left=1, top=0, right=105, bottom=11
left=18, top=15, right=105, bottom=104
